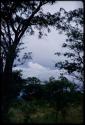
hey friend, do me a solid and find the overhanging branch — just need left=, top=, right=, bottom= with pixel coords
left=18, top=1, right=43, bottom=40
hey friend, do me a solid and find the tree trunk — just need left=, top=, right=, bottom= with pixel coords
left=1, top=37, right=20, bottom=122
left=1, top=51, right=15, bottom=123
left=1, top=65, right=13, bottom=122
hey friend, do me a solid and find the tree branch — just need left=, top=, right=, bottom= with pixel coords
left=0, top=43, right=8, bottom=56
left=18, top=1, right=43, bottom=40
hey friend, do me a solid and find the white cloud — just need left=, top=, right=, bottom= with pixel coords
left=13, top=62, right=83, bottom=86
left=13, top=62, right=64, bottom=81
left=28, top=62, right=46, bottom=70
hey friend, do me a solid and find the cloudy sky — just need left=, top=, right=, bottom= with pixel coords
left=14, top=1, right=83, bottom=83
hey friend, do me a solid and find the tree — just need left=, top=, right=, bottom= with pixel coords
left=45, top=76, right=81, bottom=120
left=9, top=70, right=26, bottom=100
left=25, top=77, right=41, bottom=85
left=1, top=0, right=61, bottom=121
left=55, top=8, right=84, bottom=82
left=1, top=0, right=58, bottom=78
left=22, top=77, right=42, bottom=100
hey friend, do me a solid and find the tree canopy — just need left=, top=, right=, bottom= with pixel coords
left=1, top=0, right=59, bottom=75
left=55, top=8, right=84, bottom=82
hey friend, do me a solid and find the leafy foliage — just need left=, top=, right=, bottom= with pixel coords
left=55, top=8, right=84, bottom=82
left=3, top=72, right=82, bottom=123
left=1, top=0, right=60, bottom=72
left=9, top=70, right=25, bottom=100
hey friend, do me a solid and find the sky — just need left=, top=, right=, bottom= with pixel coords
left=13, top=1, right=83, bottom=84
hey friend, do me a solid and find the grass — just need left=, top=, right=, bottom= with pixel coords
left=8, top=100, right=83, bottom=124
left=65, top=105, right=83, bottom=123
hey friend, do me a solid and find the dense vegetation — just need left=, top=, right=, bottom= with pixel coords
left=8, top=99, right=83, bottom=123
left=6, top=72, right=83, bottom=123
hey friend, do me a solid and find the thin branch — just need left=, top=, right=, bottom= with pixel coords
left=18, top=1, right=43, bottom=40
left=6, top=22, right=12, bottom=45
left=0, top=43, right=8, bottom=56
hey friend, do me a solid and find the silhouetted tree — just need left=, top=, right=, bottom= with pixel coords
left=9, top=70, right=25, bottom=100
left=22, top=77, right=42, bottom=100
left=1, top=0, right=61, bottom=120
left=25, top=77, right=41, bottom=85
left=45, top=76, right=81, bottom=120
left=55, top=8, right=84, bottom=82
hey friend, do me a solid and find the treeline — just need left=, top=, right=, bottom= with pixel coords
left=10, top=70, right=83, bottom=107
left=4, top=70, right=83, bottom=123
